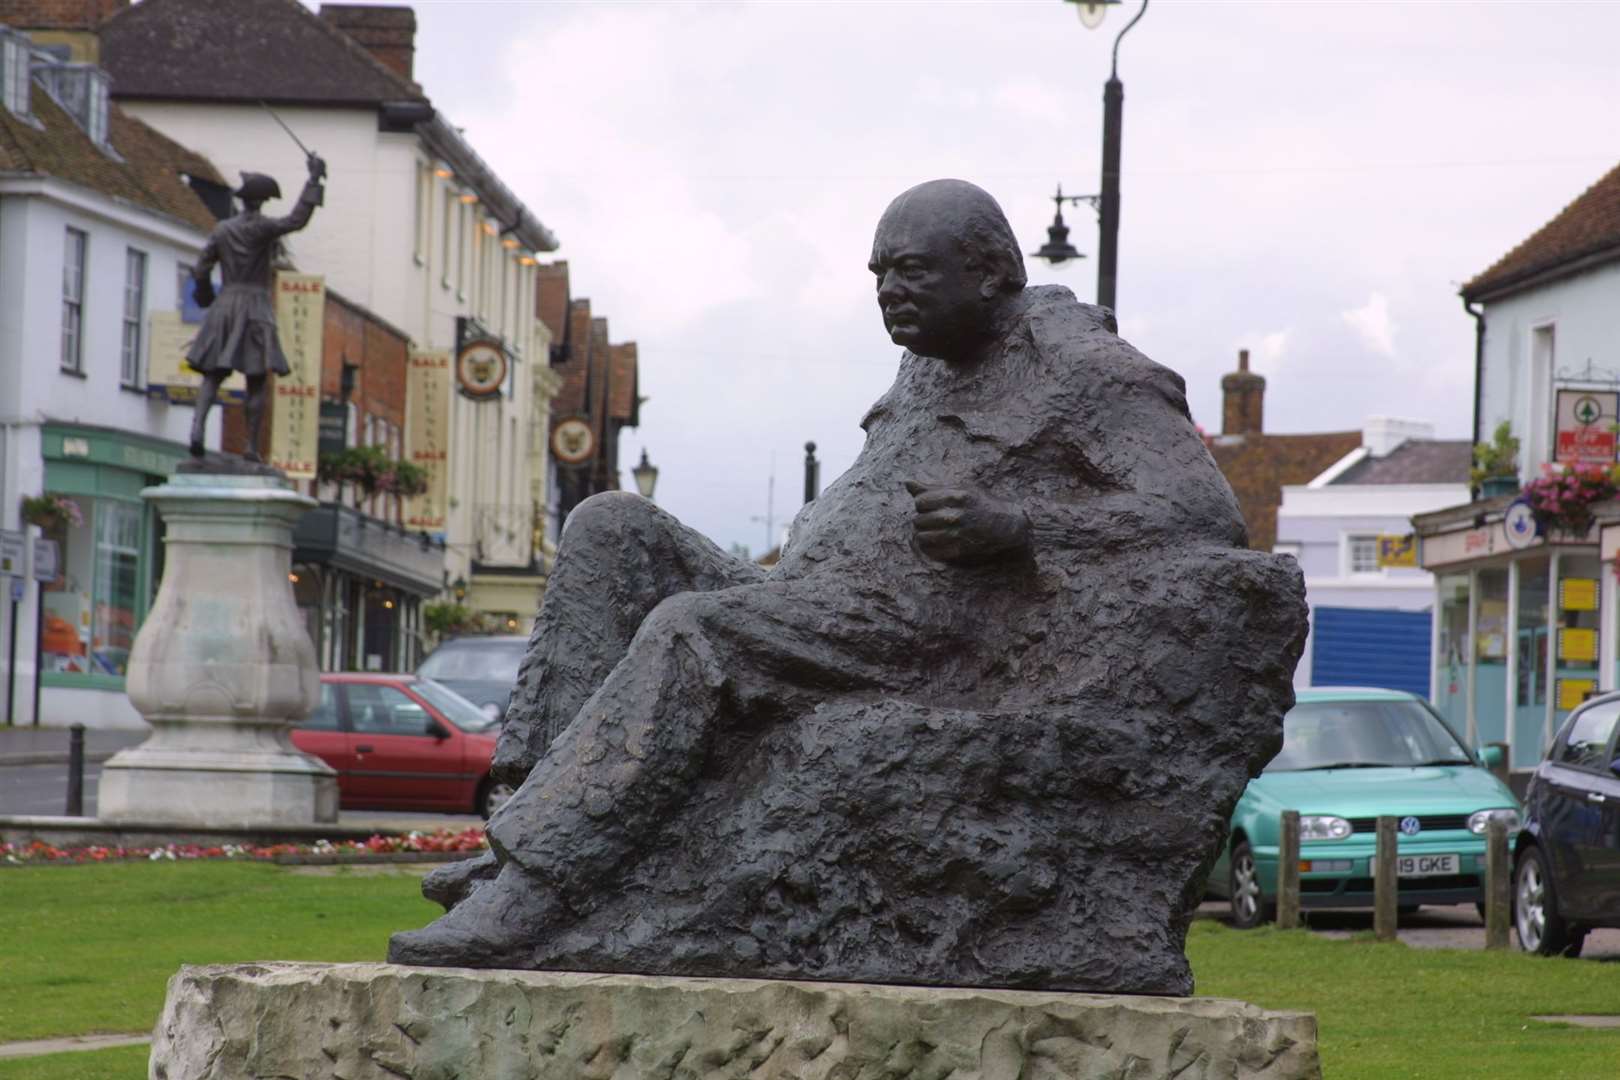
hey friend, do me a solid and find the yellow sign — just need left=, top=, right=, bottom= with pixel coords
left=1558, top=627, right=1598, bottom=663
left=1377, top=534, right=1417, bottom=568
left=1558, top=678, right=1598, bottom=711
left=405, top=348, right=452, bottom=531
left=1560, top=578, right=1599, bottom=612
left=269, top=274, right=324, bottom=478
left=146, top=310, right=243, bottom=403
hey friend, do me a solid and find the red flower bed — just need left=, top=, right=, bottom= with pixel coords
left=1, top=827, right=487, bottom=866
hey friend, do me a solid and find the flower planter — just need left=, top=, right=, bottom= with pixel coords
left=1480, top=475, right=1520, bottom=499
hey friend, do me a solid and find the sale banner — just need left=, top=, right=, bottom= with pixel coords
left=270, top=273, right=325, bottom=478
left=405, top=348, right=452, bottom=531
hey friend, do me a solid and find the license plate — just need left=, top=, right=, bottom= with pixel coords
left=1371, top=853, right=1460, bottom=878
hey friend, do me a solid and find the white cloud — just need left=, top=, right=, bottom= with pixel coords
left=1342, top=294, right=1398, bottom=359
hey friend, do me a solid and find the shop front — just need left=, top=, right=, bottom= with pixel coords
left=291, top=502, right=445, bottom=674
left=33, top=423, right=187, bottom=728
left=1417, top=497, right=1614, bottom=772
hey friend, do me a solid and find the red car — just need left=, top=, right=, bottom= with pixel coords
left=291, top=673, right=513, bottom=818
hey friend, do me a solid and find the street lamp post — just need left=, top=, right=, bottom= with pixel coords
left=1037, top=0, right=1150, bottom=316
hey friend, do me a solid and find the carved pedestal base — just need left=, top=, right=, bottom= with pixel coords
left=149, top=963, right=1322, bottom=1079
left=98, top=471, right=334, bottom=827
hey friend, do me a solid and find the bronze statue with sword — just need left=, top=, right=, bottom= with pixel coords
left=186, top=102, right=326, bottom=461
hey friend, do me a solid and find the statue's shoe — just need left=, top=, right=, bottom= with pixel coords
left=421, top=850, right=500, bottom=911
left=388, top=868, right=548, bottom=969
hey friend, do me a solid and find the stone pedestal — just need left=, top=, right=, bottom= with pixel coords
left=149, top=963, right=1322, bottom=1079
left=98, top=470, right=336, bottom=827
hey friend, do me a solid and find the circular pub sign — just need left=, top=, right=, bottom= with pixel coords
left=456, top=340, right=508, bottom=399
left=551, top=417, right=596, bottom=465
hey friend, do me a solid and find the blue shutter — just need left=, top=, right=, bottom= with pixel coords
left=1311, top=607, right=1432, bottom=699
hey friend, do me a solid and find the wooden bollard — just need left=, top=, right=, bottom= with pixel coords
left=1277, top=810, right=1301, bottom=930
left=1485, top=818, right=1511, bottom=950
left=1374, top=815, right=1398, bottom=941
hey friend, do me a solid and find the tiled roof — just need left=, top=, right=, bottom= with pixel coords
left=1463, top=161, right=1620, bottom=300
left=99, top=0, right=424, bottom=106
left=1330, top=439, right=1471, bottom=486
left=0, top=82, right=220, bottom=233
left=1208, top=431, right=1362, bottom=552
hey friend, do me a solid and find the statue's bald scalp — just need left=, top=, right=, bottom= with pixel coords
left=878, top=179, right=1028, bottom=294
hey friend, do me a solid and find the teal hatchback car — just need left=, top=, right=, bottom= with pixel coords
left=1208, top=687, right=1521, bottom=928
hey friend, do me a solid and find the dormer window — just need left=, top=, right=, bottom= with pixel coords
left=1, top=27, right=31, bottom=119
left=34, top=61, right=110, bottom=147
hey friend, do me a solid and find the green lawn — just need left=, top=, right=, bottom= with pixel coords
left=1, top=862, right=1616, bottom=1079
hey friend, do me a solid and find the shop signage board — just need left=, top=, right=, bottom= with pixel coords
left=318, top=403, right=348, bottom=456
left=1557, top=678, right=1598, bottom=712
left=0, top=529, right=24, bottom=576
left=1558, top=627, right=1598, bottom=663
left=31, top=538, right=58, bottom=582
left=405, top=348, right=451, bottom=532
left=146, top=310, right=245, bottom=404
left=456, top=340, right=507, bottom=399
left=1554, top=389, right=1619, bottom=465
left=1376, top=534, right=1416, bottom=568
left=270, top=273, right=325, bottom=478
left=1560, top=577, right=1599, bottom=612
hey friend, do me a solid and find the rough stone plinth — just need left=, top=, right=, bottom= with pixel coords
left=100, top=471, right=334, bottom=827
left=148, top=963, right=1321, bottom=1080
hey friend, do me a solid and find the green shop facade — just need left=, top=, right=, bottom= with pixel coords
left=1416, top=495, right=1617, bottom=772
left=30, top=423, right=186, bottom=727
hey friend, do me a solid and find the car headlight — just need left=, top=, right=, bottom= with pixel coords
left=1468, top=808, right=1520, bottom=835
left=482, top=703, right=501, bottom=720
left=1299, top=815, right=1353, bottom=841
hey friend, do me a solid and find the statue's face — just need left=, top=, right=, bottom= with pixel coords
left=869, top=207, right=991, bottom=361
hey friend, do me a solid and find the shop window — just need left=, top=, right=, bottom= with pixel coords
left=1435, top=573, right=1470, bottom=736
left=1347, top=534, right=1380, bottom=575
left=38, top=495, right=148, bottom=680
left=121, top=248, right=147, bottom=387
left=61, top=227, right=87, bottom=373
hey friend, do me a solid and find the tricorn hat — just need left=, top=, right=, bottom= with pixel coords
left=235, top=172, right=281, bottom=202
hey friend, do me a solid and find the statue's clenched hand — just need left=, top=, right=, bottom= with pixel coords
left=905, top=480, right=1031, bottom=564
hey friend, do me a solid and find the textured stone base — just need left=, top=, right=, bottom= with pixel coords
left=149, top=963, right=1321, bottom=1079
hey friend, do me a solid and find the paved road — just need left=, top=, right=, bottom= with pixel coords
left=1197, top=900, right=1620, bottom=960
left=0, top=760, right=106, bottom=817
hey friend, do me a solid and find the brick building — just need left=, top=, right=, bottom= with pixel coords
left=536, top=261, right=641, bottom=532
left=1204, top=349, right=1362, bottom=553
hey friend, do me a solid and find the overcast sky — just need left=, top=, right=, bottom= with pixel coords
left=320, top=0, right=1620, bottom=555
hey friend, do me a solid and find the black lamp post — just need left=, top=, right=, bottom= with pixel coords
left=1036, top=0, right=1150, bottom=316
left=631, top=449, right=659, bottom=502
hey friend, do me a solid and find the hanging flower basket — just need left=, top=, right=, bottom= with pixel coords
left=1522, top=462, right=1618, bottom=537
left=317, top=446, right=430, bottom=505
left=19, top=493, right=84, bottom=531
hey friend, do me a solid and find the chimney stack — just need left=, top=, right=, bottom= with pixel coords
left=319, top=4, right=416, bottom=82
left=1221, top=348, right=1266, bottom=436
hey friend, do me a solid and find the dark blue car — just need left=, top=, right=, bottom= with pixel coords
left=1514, top=691, right=1620, bottom=956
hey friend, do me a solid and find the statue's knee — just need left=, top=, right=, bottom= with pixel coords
left=640, top=591, right=714, bottom=640
left=561, top=490, right=655, bottom=547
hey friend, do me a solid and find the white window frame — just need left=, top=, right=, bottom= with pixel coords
left=1346, top=533, right=1381, bottom=577
left=121, top=247, right=147, bottom=387
left=1, top=32, right=30, bottom=119
left=61, top=227, right=87, bottom=373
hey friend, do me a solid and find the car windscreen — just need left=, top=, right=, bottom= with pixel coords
left=1263, top=699, right=1474, bottom=772
left=417, top=639, right=526, bottom=684
left=413, top=678, right=502, bottom=733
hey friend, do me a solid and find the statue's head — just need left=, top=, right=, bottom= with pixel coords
left=870, top=179, right=1027, bottom=363
left=235, top=172, right=282, bottom=210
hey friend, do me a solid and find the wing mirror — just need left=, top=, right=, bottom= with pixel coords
left=1479, top=745, right=1505, bottom=769
left=426, top=719, right=451, bottom=741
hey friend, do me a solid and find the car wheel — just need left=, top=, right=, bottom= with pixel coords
left=1515, top=845, right=1586, bottom=957
left=477, top=777, right=515, bottom=820
left=1229, top=840, right=1273, bottom=929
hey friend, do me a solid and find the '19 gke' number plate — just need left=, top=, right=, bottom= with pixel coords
left=1372, top=854, right=1461, bottom=877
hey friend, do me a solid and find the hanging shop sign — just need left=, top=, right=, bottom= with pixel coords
left=269, top=273, right=325, bottom=478
left=405, top=349, right=452, bottom=532
left=1560, top=577, right=1599, bottom=612
left=0, top=529, right=24, bottom=576
left=318, top=402, right=348, bottom=456
left=1554, top=389, right=1619, bottom=465
left=551, top=417, right=596, bottom=466
left=1503, top=499, right=1540, bottom=550
left=1376, top=534, right=1417, bottom=568
left=146, top=310, right=244, bottom=404
left=456, top=339, right=507, bottom=399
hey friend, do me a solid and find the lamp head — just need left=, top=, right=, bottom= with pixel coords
left=632, top=449, right=659, bottom=500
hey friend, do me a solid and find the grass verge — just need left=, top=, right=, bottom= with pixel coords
left=3, top=862, right=1617, bottom=1080
left=1187, top=920, right=1620, bottom=1080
